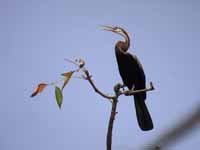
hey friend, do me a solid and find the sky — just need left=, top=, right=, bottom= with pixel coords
left=0, top=0, right=200, bottom=150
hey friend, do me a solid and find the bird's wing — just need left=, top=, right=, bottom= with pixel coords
left=129, top=54, right=145, bottom=72
left=126, top=53, right=146, bottom=89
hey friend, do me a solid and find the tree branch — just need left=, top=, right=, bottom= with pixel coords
left=120, top=81, right=155, bottom=96
left=106, top=97, right=118, bottom=150
left=83, top=69, right=115, bottom=102
left=106, top=83, right=122, bottom=150
left=81, top=67, right=155, bottom=150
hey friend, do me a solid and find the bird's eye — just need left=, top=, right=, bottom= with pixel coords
left=116, top=28, right=122, bottom=33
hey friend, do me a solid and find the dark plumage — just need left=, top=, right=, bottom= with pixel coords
left=103, top=26, right=153, bottom=131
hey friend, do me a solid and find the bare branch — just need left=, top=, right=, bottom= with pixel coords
left=107, top=97, right=118, bottom=150
left=105, top=81, right=155, bottom=150
left=83, top=69, right=115, bottom=102
left=106, top=83, right=122, bottom=150
left=77, top=62, right=155, bottom=150
left=82, top=68, right=155, bottom=150
left=120, top=81, right=155, bottom=96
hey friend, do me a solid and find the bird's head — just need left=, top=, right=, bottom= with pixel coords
left=101, top=25, right=128, bottom=38
left=101, top=25, right=130, bottom=50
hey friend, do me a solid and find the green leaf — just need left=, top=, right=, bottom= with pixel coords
left=61, top=71, right=74, bottom=90
left=55, top=86, right=63, bottom=109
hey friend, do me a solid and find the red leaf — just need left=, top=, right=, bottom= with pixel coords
left=31, top=83, right=48, bottom=97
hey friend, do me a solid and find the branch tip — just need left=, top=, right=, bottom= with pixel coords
left=150, top=81, right=155, bottom=90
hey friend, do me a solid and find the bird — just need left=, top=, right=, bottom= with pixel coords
left=102, top=25, right=153, bottom=131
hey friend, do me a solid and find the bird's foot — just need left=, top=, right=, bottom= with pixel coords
left=131, top=85, right=135, bottom=91
left=121, top=84, right=127, bottom=91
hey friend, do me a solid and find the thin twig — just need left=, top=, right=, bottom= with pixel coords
left=64, top=58, right=79, bottom=66
left=72, top=76, right=86, bottom=80
left=49, top=78, right=65, bottom=86
left=83, top=69, right=114, bottom=102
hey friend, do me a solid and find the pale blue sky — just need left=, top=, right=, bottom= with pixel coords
left=0, top=0, right=200, bottom=150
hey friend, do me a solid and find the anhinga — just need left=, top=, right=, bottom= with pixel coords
left=102, top=25, right=153, bottom=131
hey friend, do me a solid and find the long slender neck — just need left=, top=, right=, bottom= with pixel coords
left=116, top=31, right=130, bottom=52
left=123, top=30, right=130, bottom=49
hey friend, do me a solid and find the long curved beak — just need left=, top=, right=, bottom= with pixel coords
left=100, top=25, right=115, bottom=32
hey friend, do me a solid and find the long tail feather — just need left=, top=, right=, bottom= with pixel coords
left=134, top=95, right=153, bottom=131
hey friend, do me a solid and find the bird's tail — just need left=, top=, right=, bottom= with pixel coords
left=134, top=95, right=153, bottom=131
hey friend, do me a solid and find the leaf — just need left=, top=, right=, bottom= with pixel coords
left=55, top=86, right=63, bottom=109
left=61, top=71, right=74, bottom=90
left=31, top=83, right=48, bottom=97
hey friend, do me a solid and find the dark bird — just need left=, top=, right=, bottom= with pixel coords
left=102, top=25, right=153, bottom=131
